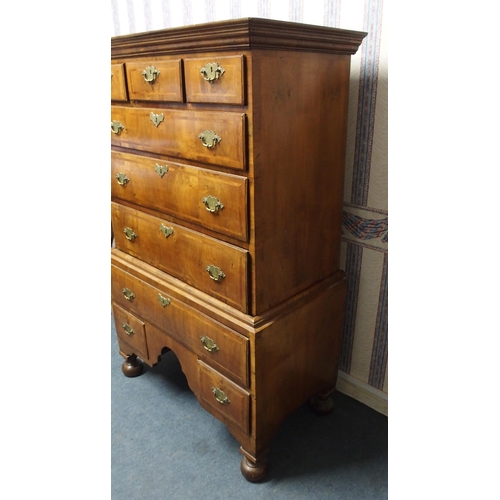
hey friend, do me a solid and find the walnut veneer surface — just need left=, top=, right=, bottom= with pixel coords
left=111, top=18, right=366, bottom=482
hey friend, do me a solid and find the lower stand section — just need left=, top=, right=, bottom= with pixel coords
left=240, top=448, right=269, bottom=482
left=121, top=354, right=144, bottom=378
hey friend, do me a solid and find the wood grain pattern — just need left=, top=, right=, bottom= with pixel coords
left=111, top=202, right=249, bottom=312
left=249, top=49, right=352, bottom=314
left=184, top=55, right=245, bottom=104
left=125, top=59, right=184, bottom=102
left=111, top=106, right=246, bottom=170
left=111, top=18, right=367, bottom=58
left=111, top=150, right=248, bottom=241
left=111, top=63, right=128, bottom=101
left=112, top=302, right=148, bottom=360
left=197, top=359, right=250, bottom=434
left=110, top=18, right=366, bottom=481
left=111, top=263, right=249, bottom=386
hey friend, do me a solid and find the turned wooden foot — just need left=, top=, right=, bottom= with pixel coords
left=240, top=448, right=268, bottom=482
left=310, top=393, right=334, bottom=415
left=121, top=354, right=144, bottom=377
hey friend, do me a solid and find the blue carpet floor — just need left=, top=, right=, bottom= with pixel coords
left=111, top=315, right=388, bottom=499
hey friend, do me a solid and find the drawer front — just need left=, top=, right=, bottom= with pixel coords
left=112, top=302, right=149, bottom=360
left=111, top=63, right=128, bottom=101
left=111, top=202, right=249, bottom=312
left=111, top=264, right=249, bottom=386
left=125, top=60, right=183, bottom=102
left=111, top=106, right=246, bottom=170
left=111, top=151, right=248, bottom=241
left=197, top=360, right=250, bottom=434
left=184, top=55, right=245, bottom=104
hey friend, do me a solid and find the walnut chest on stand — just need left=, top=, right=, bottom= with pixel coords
left=111, top=18, right=366, bottom=482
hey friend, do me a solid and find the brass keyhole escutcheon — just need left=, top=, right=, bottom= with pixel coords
left=200, top=62, right=225, bottom=83
left=142, top=66, right=160, bottom=83
left=116, top=172, right=129, bottom=186
left=160, top=224, right=174, bottom=238
left=206, top=265, right=225, bottom=282
left=202, top=195, right=224, bottom=213
left=111, top=121, right=124, bottom=135
left=158, top=293, right=171, bottom=308
left=123, top=227, right=137, bottom=241
left=150, top=112, right=164, bottom=127
left=154, top=163, right=169, bottom=178
left=200, top=335, right=219, bottom=353
left=198, top=130, right=221, bottom=148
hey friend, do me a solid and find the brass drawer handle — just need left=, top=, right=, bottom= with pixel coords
left=122, top=323, right=134, bottom=336
left=200, top=62, right=225, bottom=83
left=111, top=120, right=124, bottom=135
left=123, top=227, right=137, bottom=241
left=150, top=112, right=164, bottom=127
left=158, top=293, right=171, bottom=308
left=206, top=265, right=225, bottom=282
left=211, top=387, right=230, bottom=405
left=202, top=195, right=224, bottom=213
left=142, top=65, right=160, bottom=83
left=122, top=288, right=135, bottom=301
left=154, top=163, right=169, bottom=178
left=199, top=130, right=221, bottom=148
left=115, top=172, right=129, bottom=186
left=160, top=224, right=174, bottom=238
left=200, top=335, right=219, bottom=353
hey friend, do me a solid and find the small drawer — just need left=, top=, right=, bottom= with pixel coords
left=111, top=263, right=249, bottom=386
left=111, top=151, right=248, bottom=242
left=184, top=55, right=245, bottom=105
left=197, top=360, right=250, bottom=434
left=125, top=60, right=183, bottom=102
left=110, top=106, right=246, bottom=170
left=111, top=202, right=249, bottom=313
left=111, top=63, right=128, bottom=101
left=112, top=302, right=148, bottom=360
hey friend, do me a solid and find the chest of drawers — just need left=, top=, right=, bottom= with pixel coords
left=111, top=18, right=365, bottom=481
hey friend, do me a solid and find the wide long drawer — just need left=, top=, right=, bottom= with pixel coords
left=111, top=106, right=246, bottom=170
left=111, top=202, right=248, bottom=312
left=111, top=263, right=249, bottom=386
left=111, top=150, right=248, bottom=241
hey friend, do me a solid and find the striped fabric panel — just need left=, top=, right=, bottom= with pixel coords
left=350, top=0, right=384, bottom=206
left=143, top=0, right=152, bottom=31
left=290, top=0, right=304, bottom=22
left=162, top=0, right=171, bottom=29
left=340, top=242, right=363, bottom=374
left=230, top=0, right=242, bottom=18
left=205, top=0, right=215, bottom=21
left=324, top=0, right=341, bottom=27
left=258, top=0, right=270, bottom=18
left=111, top=0, right=121, bottom=35
left=126, top=0, right=136, bottom=33
left=183, top=0, right=192, bottom=25
left=368, top=252, right=387, bottom=389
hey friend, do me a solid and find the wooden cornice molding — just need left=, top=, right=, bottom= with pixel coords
left=111, top=18, right=367, bottom=58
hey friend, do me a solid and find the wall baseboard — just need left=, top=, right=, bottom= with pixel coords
left=336, top=371, right=388, bottom=416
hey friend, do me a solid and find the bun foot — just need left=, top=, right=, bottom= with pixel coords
left=310, top=394, right=334, bottom=415
left=239, top=448, right=269, bottom=482
left=240, top=456, right=268, bottom=482
left=121, top=354, right=144, bottom=377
